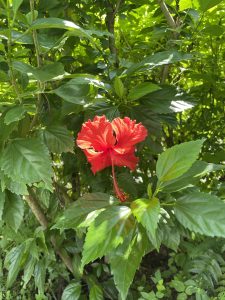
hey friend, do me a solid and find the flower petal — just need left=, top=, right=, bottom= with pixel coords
left=77, top=115, right=116, bottom=151
left=112, top=117, right=148, bottom=153
left=84, top=149, right=111, bottom=174
left=111, top=149, right=138, bottom=170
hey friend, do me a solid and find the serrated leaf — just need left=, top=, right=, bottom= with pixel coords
left=3, top=192, right=24, bottom=232
left=34, top=259, right=46, bottom=295
left=42, top=125, right=74, bottom=153
left=81, top=206, right=132, bottom=268
left=156, top=140, right=205, bottom=183
left=0, top=138, right=53, bottom=190
left=1, top=173, right=28, bottom=195
left=53, top=193, right=117, bottom=230
left=110, top=231, right=149, bottom=300
left=128, top=82, right=161, bottom=101
left=5, top=243, right=27, bottom=288
left=4, top=106, right=26, bottom=125
left=174, top=192, right=225, bottom=237
left=131, top=198, right=160, bottom=249
left=23, top=256, right=36, bottom=286
left=53, top=78, right=89, bottom=104
left=61, top=281, right=81, bottom=300
left=160, top=161, right=225, bottom=193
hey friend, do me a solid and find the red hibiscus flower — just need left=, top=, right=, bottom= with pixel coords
left=76, top=115, right=147, bottom=202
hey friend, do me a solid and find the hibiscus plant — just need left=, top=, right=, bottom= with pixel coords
left=0, top=0, right=225, bottom=299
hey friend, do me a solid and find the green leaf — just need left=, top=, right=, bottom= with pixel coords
left=30, top=18, right=90, bottom=38
left=4, top=106, right=26, bottom=125
left=160, top=161, right=225, bottom=193
left=174, top=192, right=225, bottom=237
left=5, top=243, right=27, bottom=288
left=0, top=190, right=5, bottom=221
left=110, top=231, right=149, bottom=300
left=81, top=206, right=132, bottom=268
left=161, top=225, right=180, bottom=252
left=61, top=282, right=81, bottom=300
left=198, top=0, right=223, bottom=11
left=3, top=192, right=24, bottom=232
left=128, top=82, right=161, bottom=101
left=53, top=79, right=89, bottom=104
left=156, top=140, right=205, bottom=183
left=41, top=125, right=74, bottom=153
left=0, top=138, right=53, bottom=190
left=179, top=0, right=199, bottom=10
left=13, top=61, right=65, bottom=82
left=53, top=193, right=117, bottom=230
left=89, top=284, right=104, bottom=300
left=34, top=259, right=46, bottom=295
left=126, top=51, right=193, bottom=75
left=0, top=173, right=28, bottom=195
left=23, top=256, right=36, bottom=286
left=114, top=77, right=125, bottom=99
left=131, top=198, right=160, bottom=249
left=170, top=280, right=185, bottom=292
left=12, top=0, right=23, bottom=14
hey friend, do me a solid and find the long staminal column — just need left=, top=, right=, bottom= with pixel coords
left=111, top=160, right=128, bottom=202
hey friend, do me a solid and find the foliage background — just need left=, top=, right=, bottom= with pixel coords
left=0, top=0, right=225, bottom=299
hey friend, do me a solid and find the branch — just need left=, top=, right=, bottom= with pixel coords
left=25, top=189, right=74, bottom=274
left=157, top=0, right=176, bottom=30
left=105, top=0, right=124, bottom=67
left=157, top=0, right=179, bottom=83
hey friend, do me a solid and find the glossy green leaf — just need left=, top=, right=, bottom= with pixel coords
left=61, top=281, right=81, bottom=300
left=30, top=18, right=90, bottom=38
left=156, top=140, right=205, bottom=183
left=3, top=192, right=24, bottom=232
left=174, top=192, right=225, bottom=237
left=41, top=125, right=74, bottom=153
left=126, top=51, right=193, bottom=75
left=81, top=206, right=132, bottom=268
left=110, top=231, right=149, bottom=300
left=0, top=138, right=53, bottom=190
left=53, top=78, right=89, bottom=104
left=131, top=198, right=160, bottom=248
left=114, top=77, right=125, bottom=98
left=160, top=161, right=225, bottom=193
left=5, top=243, right=27, bottom=288
left=13, top=61, right=65, bottom=82
left=53, top=193, right=117, bottom=230
left=4, top=106, right=26, bottom=125
left=128, top=82, right=161, bottom=101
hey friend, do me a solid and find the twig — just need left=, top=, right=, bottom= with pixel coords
left=25, top=189, right=74, bottom=274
